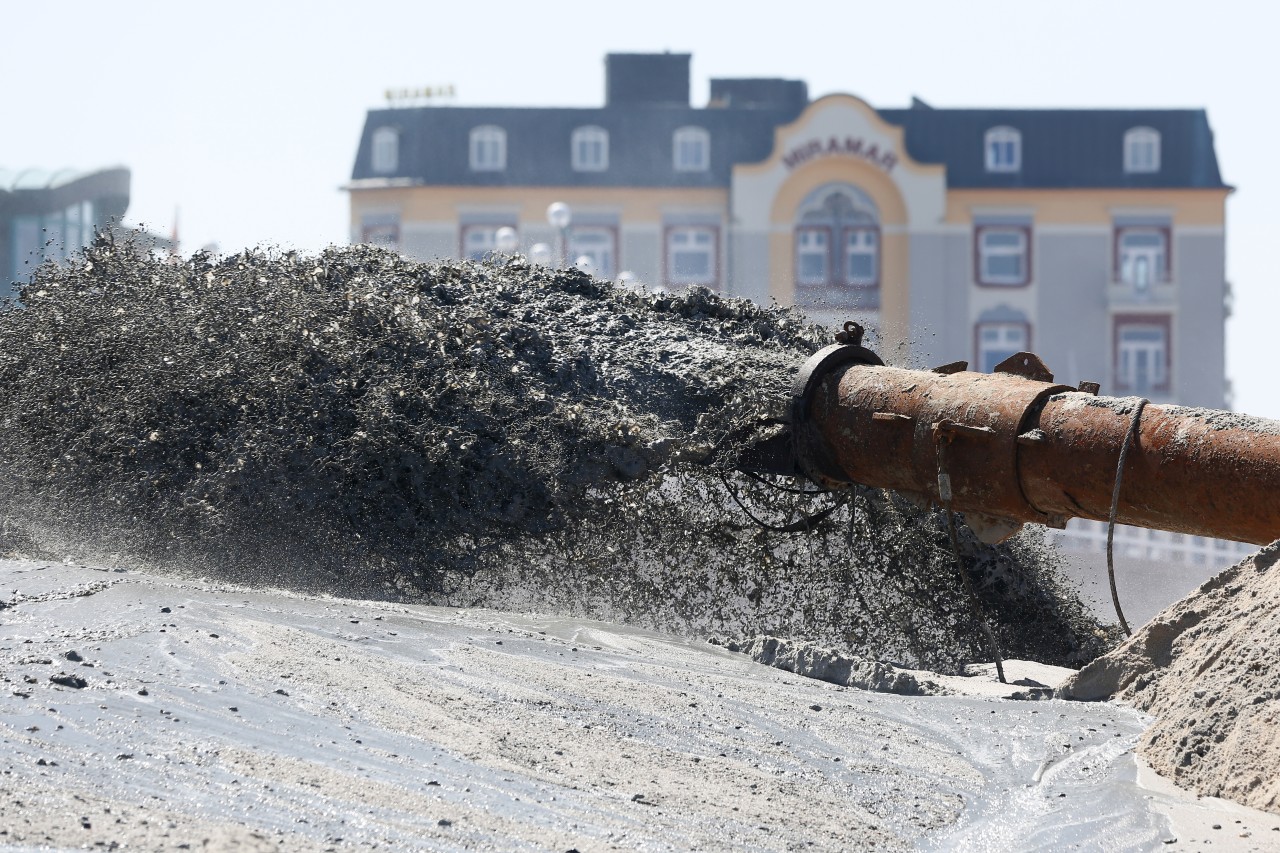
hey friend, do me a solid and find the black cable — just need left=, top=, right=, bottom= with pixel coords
left=719, top=472, right=843, bottom=534
left=742, top=469, right=831, bottom=495
left=934, top=433, right=1006, bottom=684
left=943, top=506, right=1007, bottom=684
left=1106, top=398, right=1148, bottom=637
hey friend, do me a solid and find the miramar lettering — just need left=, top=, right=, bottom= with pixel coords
left=783, top=137, right=898, bottom=172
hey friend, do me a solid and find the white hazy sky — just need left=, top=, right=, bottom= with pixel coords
left=5, top=1, right=1278, bottom=415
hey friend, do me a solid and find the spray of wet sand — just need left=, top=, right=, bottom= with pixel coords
left=0, top=238, right=1112, bottom=672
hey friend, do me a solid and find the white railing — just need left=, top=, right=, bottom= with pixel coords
left=1048, top=518, right=1255, bottom=568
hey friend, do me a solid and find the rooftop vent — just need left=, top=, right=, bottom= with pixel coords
left=708, top=78, right=808, bottom=113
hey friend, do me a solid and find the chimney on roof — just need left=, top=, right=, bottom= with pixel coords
left=605, top=53, right=690, bottom=107
left=708, top=78, right=808, bottom=114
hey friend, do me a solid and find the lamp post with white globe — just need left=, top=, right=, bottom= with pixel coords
left=529, top=243, right=552, bottom=267
left=546, top=201, right=572, bottom=266
left=494, top=226, right=519, bottom=256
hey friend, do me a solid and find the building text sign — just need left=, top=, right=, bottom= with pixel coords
left=783, top=136, right=898, bottom=173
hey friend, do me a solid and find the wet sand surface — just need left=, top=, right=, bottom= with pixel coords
left=4, top=559, right=1277, bottom=852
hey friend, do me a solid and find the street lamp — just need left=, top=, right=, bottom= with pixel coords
left=529, top=243, right=553, bottom=267
left=494, top=226, right=519, bottom=255
left=574, top=255, right=595, bottom=275
left=546, top=201, right=572, bottom=266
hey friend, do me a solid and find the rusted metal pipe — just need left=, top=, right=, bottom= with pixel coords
left=1019, top=393, right=1280, bottom=545
left=781, top=331, right=1280, bottom=545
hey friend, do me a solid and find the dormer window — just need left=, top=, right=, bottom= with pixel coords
left=572, top=126, right=609, bottom=172
left=673, top=126, right=710, bottom=172
left=1124, top=127, right=1161, bottom=173
left=371, top=127, right=398, bottom=174
left=984, top=126, right=1021, bottom=172
left=469, top=125, right=507, bottom=171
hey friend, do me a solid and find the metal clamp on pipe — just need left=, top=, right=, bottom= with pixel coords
left=790, top=322, right=884, bottom=488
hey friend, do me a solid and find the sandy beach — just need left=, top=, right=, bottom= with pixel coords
left=4, top=558, right=1277, bottom=851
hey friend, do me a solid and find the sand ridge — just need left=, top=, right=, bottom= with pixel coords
left=1061, top=541, right=1280, bottom=815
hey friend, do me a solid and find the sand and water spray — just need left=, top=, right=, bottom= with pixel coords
left=0, top=237, right=1114, bottom=673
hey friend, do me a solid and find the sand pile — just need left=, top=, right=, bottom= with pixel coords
left=712, top=635, right=946, bottom=695
left=0, top=237, right=1113, bottom=672
left=1060, top=541, right=1280, bottom=814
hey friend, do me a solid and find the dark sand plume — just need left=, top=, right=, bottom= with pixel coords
left=0, top=237, right=1111, bottom=672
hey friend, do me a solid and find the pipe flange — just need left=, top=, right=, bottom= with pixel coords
left=790, top=326, right=884, bottom=486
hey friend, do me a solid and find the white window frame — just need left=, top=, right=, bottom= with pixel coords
left=568, top=227, right=617, bottom=279
left=1116, top=227, right=1169, bottom=288
left=795, top=226, right=830, bottom=285
left=673, top=126, right=710, bottom=172
left=1116, top=320, right=1169, bottom=394
left=360, top=214, right=400, bottom=249
left=984, top=126, right=1021, bottom=173
left=371, top=126, right=398, bottom=174
left=469, top=125, right=507, bottom=172
left=571, top=126, right=609, bottom=172
left=976, top=226, right=1030, bottom=286
left=666, top=226, right=717, bottom=286
left=977, top=322, right=1029, bottom=373
left=843, top=227, right=879, bottom=287
left=1124, top=127, right=1161, bottom=174
left=461, top=224, right=512, bottom=260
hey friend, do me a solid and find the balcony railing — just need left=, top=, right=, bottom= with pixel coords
left=1049, top=518, right=1254, bottom=567
left=1108, top=277, right=1175, bottom=306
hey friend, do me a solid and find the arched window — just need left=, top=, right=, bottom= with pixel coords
left=469, top=125, right=506, bottom=171
left=984, top=126, right=1021, bottom=172
left=793, top=183, right=880, bottom=307
left=1124, top=126, right=1161, bottom=173
left=371, top=127, right=398, bottom=174
left=571, top=126, right=609, bottom=172
left=673, top=126, right=710, bottom=172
